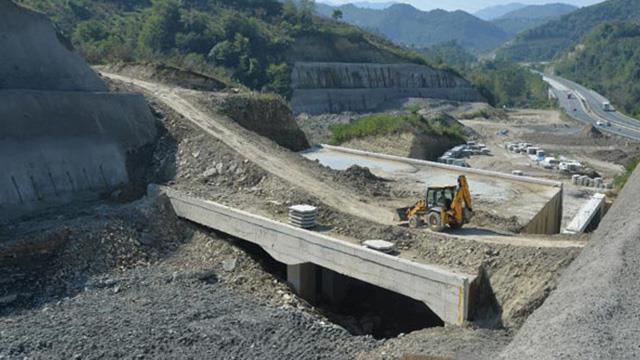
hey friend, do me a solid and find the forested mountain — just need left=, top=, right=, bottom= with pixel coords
left=349, top=1, right=396, bottom=9
left=418, top=41, right=477, bottom=72
left=555, top=21, right=640, bottom=117
left=416, top=41, right=551, bottom=109
left=474, top=3, right=526, bottom=20
left=492, top=3, right=578, bottom=35
left=315, top=3, right=510, bottom=53
left=496, top=0, right=640, bottom=61
left=14, top=0, right=429, bottom=96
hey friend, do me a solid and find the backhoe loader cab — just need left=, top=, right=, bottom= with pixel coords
left=396, top=175, right=473, bottom=232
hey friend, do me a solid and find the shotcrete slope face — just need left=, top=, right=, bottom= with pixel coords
left=290, top=62, right=484, bottom=114
left=0, top=1, right=156, bottom=223
left=0, top=1, right=106, bottom=91
left=499, top=167, right=640, bottom=359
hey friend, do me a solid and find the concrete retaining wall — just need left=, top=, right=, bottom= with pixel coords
left=0, top=90, right=156, bottom=221
left=159, top=186, right=476, bottom=325
left=522, top=187, right=563, bottom=235
left=290, top=62, right=484, bottom=114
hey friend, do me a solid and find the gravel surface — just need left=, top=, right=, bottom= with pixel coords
left=0, top=266, right=378, bottom=360
left=499, top=167, right=640, bottom=359
left=0, top=196, right=380, bottom=359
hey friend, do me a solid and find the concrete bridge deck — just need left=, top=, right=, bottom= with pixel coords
left=157, top=186, right=476, bottom=326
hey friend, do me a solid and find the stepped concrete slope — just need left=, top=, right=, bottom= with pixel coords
left=0, top=1, right=156, bottom=222
left=500, top=168, right=640, bottom=359
left=290, top=62, right=484, bottom=114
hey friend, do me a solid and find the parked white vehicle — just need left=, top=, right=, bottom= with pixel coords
left=542, top=157, right=560, bottom=169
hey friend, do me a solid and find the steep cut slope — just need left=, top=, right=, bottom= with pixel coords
left=500, top=164, right=640, bottom=359
left=497, top=0, right=640, bottom=61
left=316, top=3, right=510, bottom=53
left=289, top=62, right=483, bottom=114
left=0, top=1, right=156, bottom=223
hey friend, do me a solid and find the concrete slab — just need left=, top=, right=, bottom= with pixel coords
left=563, top=193, right=606, bottom=234
left=302, top=145, right=563, bottom=234
left=159, top=186, right=476, bottom=325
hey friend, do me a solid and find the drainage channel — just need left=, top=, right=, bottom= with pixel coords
left=217, top=231, right=443, bottom=339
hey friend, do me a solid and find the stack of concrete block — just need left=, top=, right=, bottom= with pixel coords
left=289, top=205, right=318, bottom=229
left=571, top=174, right=581, bottom=185
left=594, top=177, right=604, bottom=188
left=572, top=175, right=611, bottom=190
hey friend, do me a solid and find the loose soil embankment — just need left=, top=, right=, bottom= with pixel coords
left=500, top=165, right=640, bottom=359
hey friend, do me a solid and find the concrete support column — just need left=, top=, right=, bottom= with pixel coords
left=287, top=263, right=317, bottom=303
left=321, top=268, right=349, bottom=303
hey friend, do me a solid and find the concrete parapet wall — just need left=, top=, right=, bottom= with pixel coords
left=290, top=62, right=484, bottom=114
left=160, top=187, right=476, bottom=325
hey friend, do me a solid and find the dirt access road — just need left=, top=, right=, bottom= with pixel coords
left=101, top=72, right=393, bottom=225
left=101, top=72, right=584, bottom=250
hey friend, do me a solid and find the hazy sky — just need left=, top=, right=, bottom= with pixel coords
left=321, top=0, right=604, bottom=12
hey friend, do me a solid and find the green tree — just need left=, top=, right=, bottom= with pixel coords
left=332, top=9, right=343, bottom=20
left=138, top=0, right=181, bottom=55
left=264, top=63, right=291, bottom=97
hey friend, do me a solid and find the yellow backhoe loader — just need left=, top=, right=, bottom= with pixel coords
left=395, top=175, right=473, bottom=232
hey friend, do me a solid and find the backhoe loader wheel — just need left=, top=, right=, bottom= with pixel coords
left=427, top=212, right=446, bottom=232
left=409, top=215, right=422, bottom=228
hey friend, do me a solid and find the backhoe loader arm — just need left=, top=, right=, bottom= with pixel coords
left=451, top=175, right=472, bottom=223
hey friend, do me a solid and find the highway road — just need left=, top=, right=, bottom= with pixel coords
left=542, top=73, right=640, bottom=142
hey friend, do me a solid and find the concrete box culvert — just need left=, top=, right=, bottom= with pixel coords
left=159, top=186, right=477, bottom=326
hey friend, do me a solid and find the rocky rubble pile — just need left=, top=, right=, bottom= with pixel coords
left=332, top=165, right=391, bottom=197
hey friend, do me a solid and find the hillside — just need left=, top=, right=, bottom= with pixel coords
left=474, top=3, right=527, bottom=20
left=13, top=0, right=430, bottom=97
left=555, top=21, right=640, bottom=118
left=419, top=41, right=477, bottom=72
left=492, top=3, right=578, bottom=35
left=496, top=0, right=640, bottom=62
left=315, top=3, right=510, bottom=53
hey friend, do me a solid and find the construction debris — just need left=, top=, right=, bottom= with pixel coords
left=363, top=240, right=396, bottom=253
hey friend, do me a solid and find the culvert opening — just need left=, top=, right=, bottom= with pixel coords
left=212, top=230, right=444, bottom=340
left=316, top=267, right=444, bottom=339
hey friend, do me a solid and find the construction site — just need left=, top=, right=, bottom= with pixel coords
left=2, top=2, right=640, bottom=359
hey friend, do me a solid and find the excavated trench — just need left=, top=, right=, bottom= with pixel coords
left=214, top=230, right=444, bottom=339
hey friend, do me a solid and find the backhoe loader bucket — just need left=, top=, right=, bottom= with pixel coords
left=395, top=207, right=411, bottom=221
